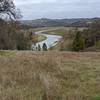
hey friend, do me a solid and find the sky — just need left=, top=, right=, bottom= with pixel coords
left=14, top=0, right=100, bottom=20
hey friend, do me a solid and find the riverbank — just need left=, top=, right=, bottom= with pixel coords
left=31, top=34, right=47, bottom=43
left=32, top=29, right=62, bottom=50
left=39, top=27, right=75, bottom=50
left=37, top=34, right=47, bottom=42
left=36, top=33, right=62, bottom=49
left=0, top=51, right=100, bottom=100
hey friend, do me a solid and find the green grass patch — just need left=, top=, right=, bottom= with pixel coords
left=92, top=95, right=100, bottom=100
left=0, top=51, right=16, bottom=56
left=46, top=28, right=68, bottom=36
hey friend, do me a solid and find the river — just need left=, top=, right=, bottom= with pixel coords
left=32, top=30, right=62, bottom=50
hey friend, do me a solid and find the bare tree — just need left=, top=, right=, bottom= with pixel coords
left=0, top=0, right=21, bottom=20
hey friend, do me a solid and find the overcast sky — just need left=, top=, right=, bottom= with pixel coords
left=14, top=0, right=100, bottom=20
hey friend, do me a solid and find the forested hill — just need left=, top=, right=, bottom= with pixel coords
left=20, top=18, right=100, bottom=27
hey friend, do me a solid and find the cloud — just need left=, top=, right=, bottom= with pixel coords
left=14, top=0, right=100, bottom=19
left=14, top=0, right=58, bottom=5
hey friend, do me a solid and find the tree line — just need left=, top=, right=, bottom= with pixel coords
left=72, top=20, right=100, bottom=51
left=59, top=20, right=100, bottom=52
left=0, top=0, right=31, bottom=50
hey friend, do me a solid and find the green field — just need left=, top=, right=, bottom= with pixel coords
left=44, top=27, right=85, bottom=35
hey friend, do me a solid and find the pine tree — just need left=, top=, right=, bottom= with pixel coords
left=42, top=43, right=48, bottom=51
left=72, top=31, right=85, bottom=51
left=38, top=44, right=41, bottom=51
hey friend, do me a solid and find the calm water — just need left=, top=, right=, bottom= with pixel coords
left=36, top=33, right=62, bottom=49
left=32, top=31, right=62, bottom=50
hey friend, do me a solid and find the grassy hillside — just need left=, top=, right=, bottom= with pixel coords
left=0, top=51, right=100, bottom=100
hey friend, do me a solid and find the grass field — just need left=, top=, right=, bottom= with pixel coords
left=0, top=51, right=100, bottom=100
left=29, top=27, right=60, bottom=32
left=0, top=51, right=16, bottom=56
left=45, top=27, right=85, bottom=35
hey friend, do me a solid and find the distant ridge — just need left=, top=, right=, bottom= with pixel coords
left=20, top=18, right=100, bottom=28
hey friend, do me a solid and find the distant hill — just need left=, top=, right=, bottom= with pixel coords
left=20, top=18, right=100, bottom=28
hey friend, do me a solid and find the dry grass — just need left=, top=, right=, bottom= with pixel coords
left=0, top=51, right=100, bottom=100
left=31, top=34, right=46, bottom=43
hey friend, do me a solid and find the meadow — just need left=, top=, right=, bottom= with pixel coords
left=0, top=51, right=100, bottom=100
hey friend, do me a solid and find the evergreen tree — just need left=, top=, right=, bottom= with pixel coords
left=38, top=44, right=41, bottom=51
left=42, top=43, right=48, bottom=51
left=72, top=31, right=85, bottom=51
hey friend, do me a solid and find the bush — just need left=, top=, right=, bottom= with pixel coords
left=16, top=32, right=31, bottom=50
left=72, top=31, right=85, bottom=51
left=38, top=44, right=41, bottom=51
left=42, top=43, right=48, bottom=51
left=0, top=20, right=31, bottom=50
left=82, top=20, right=100, bottom=48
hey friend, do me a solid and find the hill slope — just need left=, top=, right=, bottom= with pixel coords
left=0, top=51, right=100, bottom=100
left=20, top=18, right=100, bottom=27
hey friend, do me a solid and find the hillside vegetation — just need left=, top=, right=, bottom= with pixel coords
left=20, top=18, right=100, bottom=28
left=43, top=27, right=84, bottom=51
left=0, top=1, right=100, bottom=100
left=43, top=20, right=100, bottom=51
left=0, top=51, right=100, bottom=100
left=72, top=20, right=100, bottom=51
left=0, top=19, right=31, bottom=50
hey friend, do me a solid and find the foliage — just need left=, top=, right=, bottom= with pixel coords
left=59, top=29, right=76, bottom=51
left=38, top=44, right=41, bottom=51
left=72, top=31, right=85, bottom=51
left=0, top=0, right=21, bottom=19
left=0, top=20, right=31, bottom=50
left=72, top=20, right=100, bottom=51
left=42, top=43, right=47, bottom=51
left=84, top=20, right=100, bottom=48
left=0, top=0, right=29, bottom=50
left=16, top=32, right=31, bottom=50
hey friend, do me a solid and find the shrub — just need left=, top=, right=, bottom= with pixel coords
left=72, top=31, right=85, bottom=51
left=0, top=20, right=31, bottom=50
left=38, top=44, right=41, bottom=51
left=42, top=43, right=48, bottom=51
left=16, top=32, right=31, bottom=50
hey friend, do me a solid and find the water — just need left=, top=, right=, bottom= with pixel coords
left=32, top=31, right=62, bottom=50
